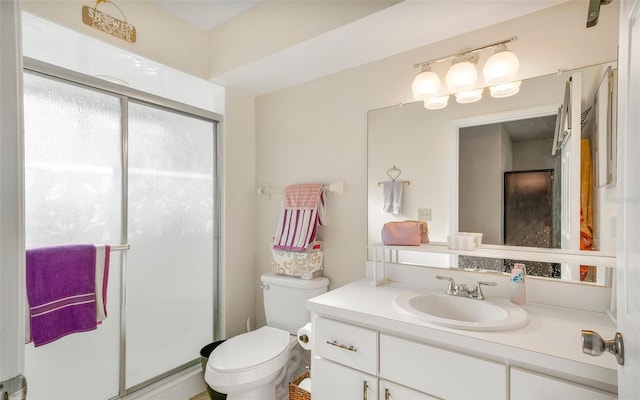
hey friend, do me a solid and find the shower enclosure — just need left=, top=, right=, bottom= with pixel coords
left=22, top=61, right=221, bottom=399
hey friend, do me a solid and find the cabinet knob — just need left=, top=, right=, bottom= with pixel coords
left=581, top=330, right=624, bottom=365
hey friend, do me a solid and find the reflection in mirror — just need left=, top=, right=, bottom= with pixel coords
left=459, top=116, right=560, bottom=248
left=367, top=62, right=617, bottom=286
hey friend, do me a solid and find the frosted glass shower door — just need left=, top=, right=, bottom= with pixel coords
left=23, top=73, right=123, bottom=399
left=126, top=102, right=216, bottom=387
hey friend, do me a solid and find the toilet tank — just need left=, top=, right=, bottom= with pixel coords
left=261, top=273, right=329, bottom=334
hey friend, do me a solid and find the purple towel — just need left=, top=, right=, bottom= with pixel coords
left=26, top=244, right=97, bottom=347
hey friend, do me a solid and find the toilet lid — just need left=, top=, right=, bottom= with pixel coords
left=209, top=326, right=290, bottom=372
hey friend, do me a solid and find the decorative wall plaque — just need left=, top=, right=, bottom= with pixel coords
left=82, top=1, right=136, bottom=43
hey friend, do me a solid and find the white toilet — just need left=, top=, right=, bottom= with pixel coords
left=205, top=273, right=329, bottom=400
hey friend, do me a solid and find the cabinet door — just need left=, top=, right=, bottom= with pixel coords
left=380, top=380, right=438, bottom=400
left=510, top=367, right=616, bottom=399
left=313, top=357, right=378, bottom=400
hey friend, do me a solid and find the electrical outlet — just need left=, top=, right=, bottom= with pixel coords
left=418, top=208, right=431, bottom=221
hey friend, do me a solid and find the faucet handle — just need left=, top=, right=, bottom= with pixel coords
left=436, top=275, right=456, bottom=295
left=473, top=281, right=497, bottom=300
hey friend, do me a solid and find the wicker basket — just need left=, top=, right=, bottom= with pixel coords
left=289, top=370, right=311, bottom=400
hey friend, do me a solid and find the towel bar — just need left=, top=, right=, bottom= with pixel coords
left=257, top=179, right=344, bottom=199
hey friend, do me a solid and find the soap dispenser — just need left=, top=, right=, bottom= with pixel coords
left=510, top=263, right=526, bottom=305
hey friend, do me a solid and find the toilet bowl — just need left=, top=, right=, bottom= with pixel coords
left=205, top=274, right=329, bottom=400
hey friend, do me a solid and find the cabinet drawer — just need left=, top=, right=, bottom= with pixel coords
left=313, top=317, right=378, bottom=375
left=380, top=334, right=506, bottom=399
left=510, top=367, right=616, bottom=399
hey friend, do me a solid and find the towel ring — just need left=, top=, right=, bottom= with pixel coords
left=386, top=166, right=402, bottom=181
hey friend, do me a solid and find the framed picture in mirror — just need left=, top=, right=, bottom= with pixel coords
left=593, top=66, right=617, bottom=187
left=552, top=80, right=572, bottom=156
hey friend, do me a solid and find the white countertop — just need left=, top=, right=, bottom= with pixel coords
left=308, top=278, right=618, bottom=390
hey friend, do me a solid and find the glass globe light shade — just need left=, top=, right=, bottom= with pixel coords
left=423, top=95, right=449, bottom=110
left=489, top=81, right=522, bottom=98
left=454, top=88, right=483, bottom=104
left=445, top=58, right=478, bottom=93
left=411, top=69, right=441, bottom=100
left=483, top=44, right=520, bottom=85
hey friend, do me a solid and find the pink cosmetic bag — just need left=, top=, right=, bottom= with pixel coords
left=381, top=221, right=429, bottom=246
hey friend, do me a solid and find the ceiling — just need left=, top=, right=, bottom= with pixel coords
left=503, top=115, right=558, bottom=142
left=461, top=115, right=558, bottom=144
left=152, top=0, right=568, bottom=95
left=151, top=0, right=263, bottom=31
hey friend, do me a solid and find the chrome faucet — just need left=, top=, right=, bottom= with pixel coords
left=436, top=275, right=497, bottom=300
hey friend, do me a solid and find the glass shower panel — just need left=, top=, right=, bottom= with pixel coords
left=126, top=102, right=215, bottom=387
left=23, top=73, right=123, bottom=399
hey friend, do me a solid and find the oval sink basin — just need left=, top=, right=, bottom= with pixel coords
left=394, top=292, right=528, bottom=331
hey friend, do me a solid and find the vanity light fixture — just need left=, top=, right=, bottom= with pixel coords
left=489, top=81, right=522, bottom=98
left=411, top=65, right=441, bottom=100
left=445, top=53, right=479, bottom=94
left=411, top=37, right=519, bottom=109
left=423, top=95, right=450, bottom=110
left=454, top=88, right=484, bottom=104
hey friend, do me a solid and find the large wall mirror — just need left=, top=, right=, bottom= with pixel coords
left=367, top=62, right=617, bottom=286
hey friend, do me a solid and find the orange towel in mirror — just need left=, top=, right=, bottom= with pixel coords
left=580, top=138, right=594, bottom=251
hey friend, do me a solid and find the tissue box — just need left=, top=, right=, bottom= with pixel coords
left=447, top=234, right=479, bottom=250
left=458, top=232, right=483, bottom=247
left=271, top=241, right=323, bottom=279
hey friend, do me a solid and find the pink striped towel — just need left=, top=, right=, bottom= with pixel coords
left=273, top=184, right=326, bottom=251
left=95, top=245, right=111, bottom=323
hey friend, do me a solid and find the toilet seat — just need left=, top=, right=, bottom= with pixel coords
left=205, top=326, right=292, bottom=393
left=209, top=326, right=291, bottom=373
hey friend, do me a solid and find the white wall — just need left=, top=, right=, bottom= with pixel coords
left=222, top=88, right=257, bottom=337
left=253, top=0, right=618, bottom=325
left=513, top=138, right=558, bottom=171
left=459, top=124, right=505, bottom=245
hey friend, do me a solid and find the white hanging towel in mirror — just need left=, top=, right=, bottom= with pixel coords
left=383, top=181, right=403, bottom=214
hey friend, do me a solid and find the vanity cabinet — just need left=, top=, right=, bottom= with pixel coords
left=312, top=317, right=505, bottom=399
left=312, top=315, right=615, bottom=399
left=510, top=367, right=617, bottom=399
